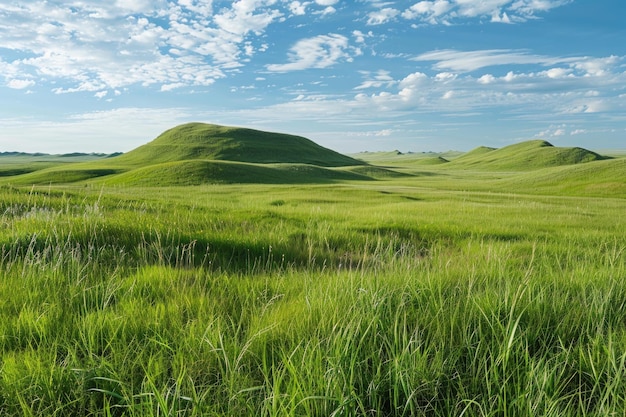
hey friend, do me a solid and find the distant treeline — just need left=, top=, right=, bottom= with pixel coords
left=0, top=151, right=123, bottom=158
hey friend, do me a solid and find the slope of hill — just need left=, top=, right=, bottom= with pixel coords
left=453, top=146, right=496, bottom=160
left=95, top=160, right=372, bottom=186
left=448, top=140, right=606, bottom=170
left=495, top=157, right=626, bottom=197
left=112, top=123, right=363, bottom=167
left=5, top=167, right=124, bottom=185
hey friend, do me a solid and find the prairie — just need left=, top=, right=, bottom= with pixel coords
left=1, top=127, right=625, bottom=416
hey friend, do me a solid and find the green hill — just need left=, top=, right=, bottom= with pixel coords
left=112, top=123, right=363, bottom=167
left=96, top=160, right=371, bottom=186
left=454, top=146, right=496, bottom=160
left=5, top=167, right=124, bottom=185
left=448, top=140, right=606, bottom=171
left=2, top=123, right=370, bottom=186
left=496, top=157, right=626, bottom=197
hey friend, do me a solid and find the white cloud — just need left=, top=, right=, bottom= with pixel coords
left=367, top=8, right=400, bottom=25
left=478, top=74, right=496, bottom=84
left=563, top=100, right=607, bottom=114
left=318, top=6, right=337, bottom=15
left=7, top=79, right=35, bottom=89
left=400, top=72, right=429, bottom=86
left=315, top=0, right=338, bottom=5
left=491, top=11, right=511, bottom=23
left=347, top=129, right=394, bottom=137
left=538, top=125, right=568, bottom=138
left=543, top=68, right=571, bottom=79
left=400, top=0, right=572, bottom=24
left=352, top=30, right=373, bottom=43
left=289, top=1, right=308, bottom=15
left=510, top=0, right=573, bottom=17
left=355, top=70, right=396, bottom=90
left=403, top=0, right=453, bottom=22
left=266, top=34, right=357, bottom=72
left=435, top=72, right=457, bottom=82
left=214, top=0, right=283, bottom=36
left=573, top=56, right=619, bottom=76
left=455, top=0, right=511, bottom=18
left=413, top=49, right=576, bottom=72
left=0, top=1, right=283, bottom=93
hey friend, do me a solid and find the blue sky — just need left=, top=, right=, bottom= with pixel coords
left=1, top=0, right=625, bottom=154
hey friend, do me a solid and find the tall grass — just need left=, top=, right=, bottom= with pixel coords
left=1, top=183, right=625, bottom=416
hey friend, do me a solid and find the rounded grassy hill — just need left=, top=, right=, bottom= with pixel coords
left=448, top=140, right=606, bottom=170
left=112, top=123, right=364, bottom=167
left=3, top=123, right=376, bottom=186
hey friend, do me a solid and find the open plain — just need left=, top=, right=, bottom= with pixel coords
left=1, top=125, right=625, bottom=416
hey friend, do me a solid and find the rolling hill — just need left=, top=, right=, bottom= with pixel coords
left=494, top=157, right=626, bottom=197
left=2, top=126, right=620, bottom=191
left=2, top=123, right=385, bottom=186
left=96, top=160, right=373, bottom=186
left=112, top=123, right=363, bottom=167
left=448, top=140, right=606, bottom=170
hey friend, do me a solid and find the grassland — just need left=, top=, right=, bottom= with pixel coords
left=1, top=130, right=626, bottom=416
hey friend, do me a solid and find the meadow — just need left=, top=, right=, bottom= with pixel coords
left=1, top=174, right=625, bottom=416
left=1, top=127, right=626, bottom=416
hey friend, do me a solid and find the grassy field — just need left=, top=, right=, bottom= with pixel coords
left=1, top=173, right=626, bottom=416
left=1, top=127, right=626, bottom=416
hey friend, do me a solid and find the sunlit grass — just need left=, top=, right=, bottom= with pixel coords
left=1, top=181, right=625, bottom=416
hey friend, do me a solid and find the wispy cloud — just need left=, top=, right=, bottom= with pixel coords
left=355, top=70, right=396, bottom=90
left=412, top=49, right=578, bottom=72
left=266, top=34, right=359, bottom=72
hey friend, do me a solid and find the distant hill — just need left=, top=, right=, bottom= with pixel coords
left=112, top=123, right=363, bottom=167
left=2, top=123, right=375, bottom=185
left=351, top=151, right=450, bottom=167
left=496, top=158, right=626, bottom=197
left=455, top=146, right=496, bottom=159
left=0, top=152, right=118, bottom=178
left=448, top=140, right=606, bottom=170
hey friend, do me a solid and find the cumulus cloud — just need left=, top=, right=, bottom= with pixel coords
left=399, top=0, right=572, bottom=24
left=543, top=68, right=572, bottom=79
left=266, top=34, right=358, bottom=72
left=367, top=8, right=401, bottom=25
left=538, top=125, right=568, bottom=138
left=0, top=1, right=284, bottom=93
left=7, top=79, right=35, bottom=89
left=352, top=30, right=374, bottom=44
left=289, top=1, right=308, bottom=15
left=214, top=1, right=283, bottom=36
left=478, top=74, right=496, bottom=84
